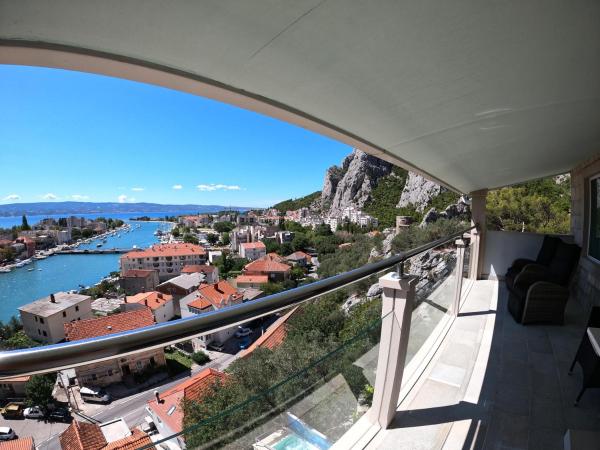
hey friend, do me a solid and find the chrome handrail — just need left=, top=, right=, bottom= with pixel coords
left=0, top=225, right=475, bottom=378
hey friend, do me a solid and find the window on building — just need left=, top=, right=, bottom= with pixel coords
left=590, top=176, right=600, bottom=261
left=34, top=316, right=38, bottom=322
left=63, top=311, right=66, bottom=318
left=92, top=374, right=97, bottom=380
left=75, top=305, right=79, bottom=312
left=167, top=405, right=176, bottom=416
left=108, top=369, right=113, bottom=376
left=39, top=318, right=44, bottom=324
left=38, top=329, right=41, bottom=335
left=43, top=331, right=47, bottom=336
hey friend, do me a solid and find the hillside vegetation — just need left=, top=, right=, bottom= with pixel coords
left=273, top=191, right=321, bottom=213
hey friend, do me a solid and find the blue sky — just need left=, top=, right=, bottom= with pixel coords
left=0, top=65, right=351, bottom=208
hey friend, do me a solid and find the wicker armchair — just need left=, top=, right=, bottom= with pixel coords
left=505, top=235, right=561, bottom=290
left=507, top=240, right=581, bottom=324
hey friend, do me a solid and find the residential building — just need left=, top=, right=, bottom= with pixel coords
left=120, top=243, right=207, bottom=281
left=235, top=274, right=268, bottom=289
left=239, top=287, right=264, bottom=302
left=123, top=291, right=175, bottom=323
left=67, top=216, right=86, bottom=229
left=285, top=251, right=312, bottom=267
left=207, top=250, right=222, bottom=264
left=275, top=230, right=294, bottom=244
left=0, top=375, right=30, bottom=399
left=120, top=269, right=159, bottom=295
left=243, top=254, right=291, bottom=282
left=59, top=418, right=152, bottom=450
left=157, top=272, right=204, bottom=297
left=184, top=281, right=244, bottom=349
left=0, top=437, right=35, bottom=450
left=91, top=297, right=124, bottom=316
left=146, top=368, right=227, bottom=450
left=181, top=264, right=219, bottom=283
left=239, top=241, right=266, bottom=261
left=64, top=309, right=165, bottom=386
left=19, top=292, right=93, bottom=344
left=14, top=236, right=35, bottom=258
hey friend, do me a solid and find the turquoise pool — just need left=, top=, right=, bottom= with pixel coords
left=272, top=433, right=320, bottom=450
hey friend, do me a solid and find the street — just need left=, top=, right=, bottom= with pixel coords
left=30, top=349, right=239, bottom=450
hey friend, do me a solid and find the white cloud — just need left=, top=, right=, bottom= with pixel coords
left=131, top=187, right=145, bottom=192
left=71, top=194, right=89, bottom=201
left=3, top=194, right=20, bottom=201
left=197, top=184, right=242, bottom=192
left=42, top=193, right=58, bottom=200
left=118, top=194, right=136, bottom=203
left=172, top=184, right=183, bottom=190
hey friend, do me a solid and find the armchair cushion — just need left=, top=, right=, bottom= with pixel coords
left=547, top=241, right=581, bottom=285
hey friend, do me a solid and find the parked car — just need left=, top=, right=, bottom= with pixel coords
left=207, top=341, right=225, bottom=352
left=80, top=386, right=111, bottom=403
left=235, top=327, right=252, bottom=338
left=0, top=427, right=16, bottom=441
left=238, top=337, right=251, bottom=350
left=0, top=403, right=24, bottom=419
left=23, top=406, right=45, bottom=419
left=141, top=416, right=157, bottom=435
left=48, top=408, right=72, bottom=423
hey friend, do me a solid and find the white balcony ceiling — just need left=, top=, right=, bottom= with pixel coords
left=1, top=1, right=600, bottom=192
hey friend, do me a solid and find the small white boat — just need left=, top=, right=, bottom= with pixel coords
left=27, top=268, right=34, bottom=272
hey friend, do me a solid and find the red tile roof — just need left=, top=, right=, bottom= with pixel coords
left=182, top=265, right=216, bottom=274
left=103, top=429, right=154, bottom=450
left=147, top=368, right=226, bottom=434
left=240, top=307, right=298, bottom=358
left=240, top=241, right=266, bottom=250
left=235, top=275, right=268, bottom=285
left=0, top=375, right=30, bottom=383
left=121, top=243, right=206, bottom=260
left=126, top=292, right=173, bottom=311
left=0, top=437, right=34, bottom=450
left=64, top=309, right=155, bottom=341
left=123, top=269, right=156, bottom=278
left=286, top=251, right=312, bottom=262
left=59, top=421, right=106, bottom=450
left=244, top=257, right=291, bottom=275
left=188, top=281, right=243, bottom=310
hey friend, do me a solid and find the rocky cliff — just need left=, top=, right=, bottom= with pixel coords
left=397, top=172, right=446, bottom=212
left=321, top=149, right=393, bottom=214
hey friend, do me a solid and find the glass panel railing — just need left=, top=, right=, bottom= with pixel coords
left=144, top=292, right=388, bottom=449
left=402, top=240, right=458, bottom=381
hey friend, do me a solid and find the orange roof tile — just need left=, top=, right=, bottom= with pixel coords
left=240, top=241, right=266, bottom=250
left=235, top=275, right=268, bottom=285
left=126, top=292, right=173, bottom=311
left=59, top=421, right=106, bottom=450
left=123, top=269, right=156, bottom=278
left=244, top=258, right=290, bottom=275
left=240, top=307, right=298, bottom=358
left=0, top=375, right=30, bottom=383
left=0, top=437, right=34, bottom=450
left=286, top=251, right=312, bottom=261
left=190, top=281, right=243, bottom=310
left=64, top=309, right=155, bottom=341
left=103, top=429, right=153, bottom=450
left=147, top=368, right=226, bottom=434
left=187, top=296, right=213, bottom=311
left=121, top=243, right=206, bottom=260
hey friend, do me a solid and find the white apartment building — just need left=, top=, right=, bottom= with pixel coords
left=239, top=241, right=267, bottom=261
left=120, top=243, right=207, bottom=281
left=19, top=292, right=93, bottom=344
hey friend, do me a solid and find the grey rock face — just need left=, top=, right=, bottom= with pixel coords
left=420, top=208, right=439, bottom=227
left=321, top=149, right=392, bottom=214
left=397, top=173, right=446, bottom=212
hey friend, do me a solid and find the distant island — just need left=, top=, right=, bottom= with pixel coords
left=0, top=201, right=256, bottom=217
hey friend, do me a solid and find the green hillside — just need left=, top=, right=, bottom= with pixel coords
left=273, top=191, right=321, bottom=213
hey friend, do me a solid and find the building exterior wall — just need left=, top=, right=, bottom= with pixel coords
left=121, top=272, right=159, bottom=295
left=76, top=349, right=166, bottom=387
left=571, top=154, right=600, bottom=310
left=20, top=300, right=93, bottom=344
left=121, top=254, right=207, bottom=281
left=0, top=380, right=27, bottom=399
left=239, top=245, right=266, bottom=261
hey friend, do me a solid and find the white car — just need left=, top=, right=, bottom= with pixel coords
left=23, top=406, right=45, bottom=419
left=235, top=327, right=252, bottom=338
left=0, top=427, right=16, bottom=441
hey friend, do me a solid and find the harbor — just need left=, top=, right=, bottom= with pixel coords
left=0, top=220, right=171, bottom=322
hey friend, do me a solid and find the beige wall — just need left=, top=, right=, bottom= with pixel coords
left=571, top=153, right=600, bottom=310
left=21, top=299, right=93, bottom=344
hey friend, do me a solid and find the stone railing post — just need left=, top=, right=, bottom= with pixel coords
left=368, top=272, right=417, bottom=429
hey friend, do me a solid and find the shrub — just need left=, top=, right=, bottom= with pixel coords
left=192, top=351, right=211, bottom=365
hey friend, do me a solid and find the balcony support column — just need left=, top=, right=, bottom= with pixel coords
left=453, top=238, right=466, bottom=315
left=368, top=272, right=417, bottom=429
left=469, top=189, right=487, bottom=279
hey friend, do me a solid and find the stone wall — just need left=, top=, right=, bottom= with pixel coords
left=570, top=153, right=600, bottom=310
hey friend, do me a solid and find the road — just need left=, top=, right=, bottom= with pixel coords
left=35, top=350, right=239, bottom=450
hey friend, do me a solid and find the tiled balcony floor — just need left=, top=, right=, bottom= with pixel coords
left=366, top=280, right=600, bottom=450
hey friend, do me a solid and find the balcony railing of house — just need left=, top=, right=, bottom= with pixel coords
left=0, top=225, right=478, bottom=449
